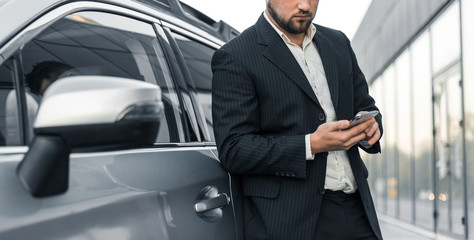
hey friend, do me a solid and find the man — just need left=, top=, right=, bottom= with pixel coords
left=212, top=0, right=383, bottom=239
left=25, top=61, right=74, bottom=97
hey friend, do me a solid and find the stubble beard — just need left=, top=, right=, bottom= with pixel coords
left=266, top=2, right=312, bottom=34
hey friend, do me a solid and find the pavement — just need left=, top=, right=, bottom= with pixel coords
left=378, top=214, right=456, bottom=240
left=380, top=219, right=433, bottom=240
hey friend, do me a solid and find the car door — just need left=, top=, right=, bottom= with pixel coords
left=0, top=3, right=238, bottom=239
left=162, top=24, right=245, bottom=240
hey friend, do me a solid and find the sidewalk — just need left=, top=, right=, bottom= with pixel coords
left=378, top=214, right=459, bottom=240
left=379, top=215, right=435, bottom=240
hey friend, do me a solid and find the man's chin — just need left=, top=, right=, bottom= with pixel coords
left=288, top=21, right=311, bottom=34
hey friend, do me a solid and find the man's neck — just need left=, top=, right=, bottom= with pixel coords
left=287, top=32, right=305, bottom=49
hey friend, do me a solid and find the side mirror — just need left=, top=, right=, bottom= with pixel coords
left=17, top=76, right=164, bottom=197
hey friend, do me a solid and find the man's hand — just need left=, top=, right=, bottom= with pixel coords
left=310, top=118, right=377, bottom=154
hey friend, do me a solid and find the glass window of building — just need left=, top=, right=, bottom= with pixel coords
left=431, top=1, right=461, bottom=74
left=411, top=31, right=434, bottom=231
left=431, top=3, right=464, bottom=236
left=462, top=0, right=474, bottom=235
left=369, top=77, right=386, bottom=211
left=395, top=50, right=413, bottom=222
left=381, top=65, right=398, bottom=217
left=355, top=0, right=471, bottom=237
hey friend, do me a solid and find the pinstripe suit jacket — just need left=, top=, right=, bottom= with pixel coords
left=212, top=15, right=383, bottom=240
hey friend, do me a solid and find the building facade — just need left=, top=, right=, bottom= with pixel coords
left=352, top=0, right=474, bottom=239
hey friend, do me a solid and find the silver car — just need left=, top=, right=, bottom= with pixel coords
left=0, top=0, right=243, bottom=239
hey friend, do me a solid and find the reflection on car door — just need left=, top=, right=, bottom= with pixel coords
left=0, top=147, right=236, bottom=239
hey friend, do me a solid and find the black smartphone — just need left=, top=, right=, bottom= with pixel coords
left=348, top=110, right=379, bottom=128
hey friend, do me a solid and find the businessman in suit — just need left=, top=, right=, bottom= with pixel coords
left=212, top=0, right=383, bottom=239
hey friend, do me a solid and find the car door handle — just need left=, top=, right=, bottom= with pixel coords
left=194, top=193, right=230, bottom=213
left=194, top=185, right=230, bottom=222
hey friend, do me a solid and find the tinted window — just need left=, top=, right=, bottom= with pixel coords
left=0, top=59, right=21, bottom=146
left=172, top=33, right=215, bottom=141
left=17, top=11, right=183, bottom=143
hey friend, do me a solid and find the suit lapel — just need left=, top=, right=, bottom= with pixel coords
left=314, top=29, right=339, bottom=109
left=256, top=15, right=320, bottom=106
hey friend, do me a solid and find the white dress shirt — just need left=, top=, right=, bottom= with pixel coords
left=264, top=12, right=357, bottom=193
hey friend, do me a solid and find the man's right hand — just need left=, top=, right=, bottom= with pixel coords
left=310, top=118, right=376, bottom=154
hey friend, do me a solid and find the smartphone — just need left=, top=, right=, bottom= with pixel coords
left=348, top=110, right=379, bottom=128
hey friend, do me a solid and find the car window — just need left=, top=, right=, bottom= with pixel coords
left=16, top=11, right=183, bottom=144
left=0, top=59, right=22, bottom=146
left=171, top=32, right=215, bottom=141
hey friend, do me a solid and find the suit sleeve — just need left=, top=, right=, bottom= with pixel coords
left=343, top=32, right=383, bottom=154
left=211, top=47, right=307, bottom=179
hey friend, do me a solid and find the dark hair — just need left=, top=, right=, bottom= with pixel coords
left=25, top=61, right=73, bottom=95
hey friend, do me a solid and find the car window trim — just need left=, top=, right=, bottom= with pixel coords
left=153, top=24, right=199, bottom=142
left=155, top=26, right=202, bottom=142
left=148, top=25, right=186, bottom=143
left=165, top=29, right=216, bottom=142
left=162, top=22, right=222, bottom=50
left=11, top=55, right=28, bottom=145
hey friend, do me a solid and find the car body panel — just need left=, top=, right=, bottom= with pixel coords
left=0, top=147, right=236, bottom=239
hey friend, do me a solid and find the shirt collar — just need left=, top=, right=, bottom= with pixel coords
left=263, top=11, right=317, bottom=48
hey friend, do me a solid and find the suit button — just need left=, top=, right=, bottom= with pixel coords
left=318, top=113, right=325, bottom=122
left=291, top=172, right=296, bottom=177
left=285, top=172, right=291, bottom=177
left=275, top=171, right=280, bottom=176
left=319, top=188, right=326, bottom=195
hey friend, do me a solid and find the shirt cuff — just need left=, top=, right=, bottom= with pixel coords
left=305, top=134, right=315, bottom=160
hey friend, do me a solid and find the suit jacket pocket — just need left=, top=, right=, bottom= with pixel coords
left=242, top=176, right=281, bottom=199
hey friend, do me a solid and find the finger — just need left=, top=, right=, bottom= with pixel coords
left=367, top=128, right=381, bottom=145
left=347, top=118, right=375, bottom=135
left=344, top=131, right=368, bottom=149
left=363, top=122, right=374, bottom=134
left=334, top=120, right=351, bottom=131
left=365, top=122, right=378, bottom=137
left=354, top=131, right=368, bottom=143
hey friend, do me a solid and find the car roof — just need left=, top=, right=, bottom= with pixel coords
left=0, top=0, right=238, bottom=54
